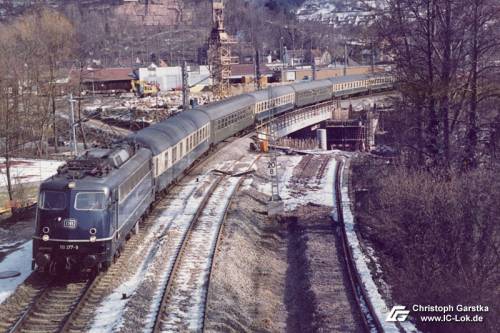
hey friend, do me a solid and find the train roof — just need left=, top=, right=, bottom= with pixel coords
left=195, top=94, right=256, bottom=120
left=128, top=110, right=209, bottom=155
left=291, top=79, right=332, bottom=92
left=129, top=127, right=175, bottom=155
left=328, top=74, right=374, bottom=84
left=40, top=147, right=152, bottom=192
left=246, top=85, right=295, bottom=101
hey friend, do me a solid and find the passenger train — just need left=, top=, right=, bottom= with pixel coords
left=33, top=73, right=394, bottom=273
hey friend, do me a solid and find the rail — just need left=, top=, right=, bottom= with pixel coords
left=334, top=159, right=383, bottom=333
left=201, top=155, right=261, bottom=330
left=9, top=275, right=98, bottom=333
left=152, top=155, right=259, bottom=332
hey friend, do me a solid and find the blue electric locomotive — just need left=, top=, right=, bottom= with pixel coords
left=33, top=145, right=154, bottom=272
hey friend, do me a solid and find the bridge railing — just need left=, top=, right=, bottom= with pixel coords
left=256, top=100, right=339, bottom=140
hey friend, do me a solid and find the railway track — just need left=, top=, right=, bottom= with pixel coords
left=0, top=138, right=255, bottom=333
left=7, top=276, right=97, bottom=333
left=316, top=155, right=331, bottom=184
left=334, top=158, right=382, bottom=333
left=151, top=156, right=258, bottom=333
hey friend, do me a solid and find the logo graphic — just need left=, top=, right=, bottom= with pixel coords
left=386, top=305, right=410, bottom=322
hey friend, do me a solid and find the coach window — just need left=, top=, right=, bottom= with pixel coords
left=164, top=151, right=169, bottom=169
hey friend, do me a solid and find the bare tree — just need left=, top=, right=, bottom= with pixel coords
left=463, top=0, right=500, bottom=168
left=376, top=0, right=499, bottom=169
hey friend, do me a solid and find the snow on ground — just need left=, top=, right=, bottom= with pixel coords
left=255, top=155, right=301, bottom=197
left=160, top=175, right=242, bottom=332
left=296, top=0, right=378, bottom=23
left=340, top=94, right=395, bottom=111
left=0, top=158, right=64, bottom=188
left=280, top=155, right=338, bottom=211
left=0, top=241, right=32, bottom=304
left=88, top=174, right=214, bottom=332
left=339, top=156, right=419, bottom=333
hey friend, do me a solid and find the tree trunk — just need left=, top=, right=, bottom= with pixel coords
left=440, top=0, right=452, bottom=167
left=78, top=97, right=88, bottom=150
left=465, top=0, right=479, bottom=169
left=52, top=93, right=58, bottom=153
left=425, top=0, right=439, bottom=165
left=4, top=101, right=13, bottom=202
left=4, top=150, right=13, bottom=202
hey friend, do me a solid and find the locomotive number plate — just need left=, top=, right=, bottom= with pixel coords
left=63, top=219, right=77, bottom=229
left=59, top=244, right=79, bottom=250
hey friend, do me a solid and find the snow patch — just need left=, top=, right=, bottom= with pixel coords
left=0, top=241, right=32, bottom=304
left=89, top=173, right=214, bottom=332
left=339, top=157, right=419, bottom=333
left=280, top=154, right=337, bottom=211
left=0, top=158, right=64, bottom=188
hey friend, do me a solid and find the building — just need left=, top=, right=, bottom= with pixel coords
left=283, top=65, right=381, bottom=82
left=306, top=49, right=333, bottom=67
left=71, top=67, right=135, bottom=93
left=229, top=63, right=274, bottom=85
left=138, top=64, right=212, bottom=92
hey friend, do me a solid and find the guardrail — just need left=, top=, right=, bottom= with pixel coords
left=256, top=100, right=338, bottom=139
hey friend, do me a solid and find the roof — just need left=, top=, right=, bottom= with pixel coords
left=195, top=94, right=256, bottom=120
left=71, top=67, right=135, bottom=83
left=230, top=64, right=273, bottom=77
left=328, top=74, right=373, bottom=84
left=246, top=85, right=295, bottom=102
left=291, top=79, right=332, bottom=92
left=41, top=148, right=151, bottom=191
left=127, top=110, right=209, bottom=155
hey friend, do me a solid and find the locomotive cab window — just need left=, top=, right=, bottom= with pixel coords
left=39, top=191, right=66, bottom=210
left=75, top=192, right=106, bottom=211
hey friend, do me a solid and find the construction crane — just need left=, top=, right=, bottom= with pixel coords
left=208, top=0, right=236, bottom=99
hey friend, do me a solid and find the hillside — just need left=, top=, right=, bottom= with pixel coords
left=296, top=0, right=380, bottom=23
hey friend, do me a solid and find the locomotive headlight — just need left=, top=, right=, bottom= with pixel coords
left=42, top=234, right=50, bottom=241
left=89, top=235, right=96, bottom=243
left=68, top=181, right=76, bottom=189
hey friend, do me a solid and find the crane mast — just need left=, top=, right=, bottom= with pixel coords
left=208, top=0, right=236, bottom=99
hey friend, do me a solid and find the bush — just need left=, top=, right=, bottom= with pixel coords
left=366, top=167, right=500, bottom=333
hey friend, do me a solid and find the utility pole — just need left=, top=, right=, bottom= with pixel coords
left=182, top=61, right=189, bottom=109
left=371, top=42, right=375, bottom=73
left=69, top=93, right=78, bottom=156
left=280, top=36, right=285, bottom=83
left=267, top=86, right=283, bottom=217
left=255, top=48, right=262, bottom=90
left=343, top=42, right=348, bottom=76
